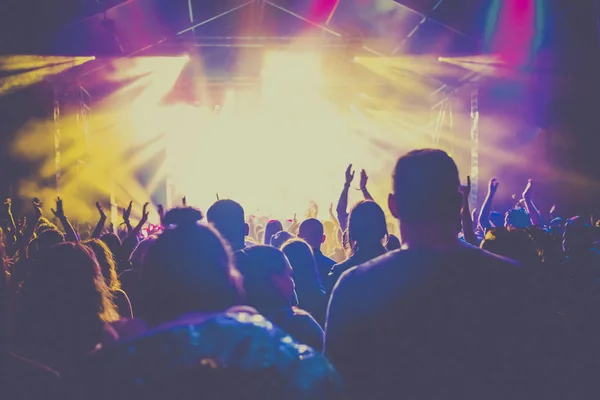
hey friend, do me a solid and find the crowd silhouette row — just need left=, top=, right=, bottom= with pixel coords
left=1, top=149, right=599, bottom=399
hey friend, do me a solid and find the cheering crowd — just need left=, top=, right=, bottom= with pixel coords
left=1, top=148, right=599, bottom=399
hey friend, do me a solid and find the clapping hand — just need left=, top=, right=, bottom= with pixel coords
left=123, top=201, right=133, bottom=223
left=140, top=202, right=150, bottom=225
left=360, top=169, right=368, bottom=190
left=345, top=164, right=355, bottom=186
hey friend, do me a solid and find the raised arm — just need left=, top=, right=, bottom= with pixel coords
left=121, top=202, right=150, bottom=261
left=2, top=198, right=17, bottom=250
left=132, top=202, right=150, bottom=238
left=522, top=179, right=544, bottom=227
left=19, top=199, right=42, bottom=248
left=288, top=213, right=299, bottom=235
left=157, top=204, right=165, bottom=226
left=478, top=178, right=499, bottom=231
left=359, top=169, right=374, bottom=201
left=92, top=202, right=107, bottom=239
left=122, top=201, right=133, bottom=234
left=51, top=197, right=79, bottom=242
left=336, top=164, right=354, bottom=232
left=461, top=176, right=479, bottom=246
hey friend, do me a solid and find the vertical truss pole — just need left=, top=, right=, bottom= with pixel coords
left=53, top=88, right=62, bottom=197
left=187, top=0, right=195, bottom=36
left=470, top=88, right=479, bottom=210
left=448, top=96, right=454, bottom=156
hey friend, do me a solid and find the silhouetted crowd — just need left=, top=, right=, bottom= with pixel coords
left=1, top=149, right=600, bottom=399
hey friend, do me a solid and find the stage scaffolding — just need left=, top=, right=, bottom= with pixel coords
left=65, top=0, right=481, bottom=210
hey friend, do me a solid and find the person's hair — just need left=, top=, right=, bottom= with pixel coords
left=264, top=220, right=283, bottom=245
left=489, top=211, right=504, bottom=228
left=299, top=218, right=324, bottom=249
left=481, top=227, right=540, bottom=266
left=140, top=223, right=243, bottom=326
left=84, top=239, right=121, bottom=291
left=270, top=230, right=294, bottom=249
left=563, top=216, right=593, bottom=257
left=162, top=207, right=204, bottom=227
left=129, top=236, right=158, bottom=269
left=281, top=239, right=324, bottom=296
left=386, top=234, right=401, bottom=251
left=347, top=200, right=388, bottom=256
left=206, top=200, right=246, bottom=250
left=14, top=243, right=118, bottom=367
left=505, top=208, right=532, bottom=229
left=30, top=229, right=65, bottom=258
left=235, top=245, right=291, bottom=310
left=393, top=149, right=461, bottom=224
left=100, top=233, right=122, bottom=262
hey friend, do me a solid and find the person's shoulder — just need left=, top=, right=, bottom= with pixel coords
left=342, top=250, right=403, bottom=277
left=318, top=253, right=337, bottom=267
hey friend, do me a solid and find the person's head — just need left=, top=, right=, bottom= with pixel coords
left=323, top=220, right=335, bottom=237
left=390, top=149, right=461, bottom=234
left=347, top=201, right=388, bottom=256
left=481, top=227, right=540, bottom=266
left=563, top=216, right=593, bottom=257
left=100, top=233, right=122, bottom=262
left=84, top=239, right=120, bottom=291
left=29, top=228, right=65, bottom=259
left=489, top=212, right=504, bottom=229
left=505, top=208, right=532, bottom=229
left=140, top=223, right=243, bottom=326
left=270, top=230, right=294, bottom=249
left=162, top=207, right=204, bottom=227
left=281, top=239, right=322, bottom=294
left=129, top=236, right=158, bottom=272
left=386, top=234, right=401, bottom=251
left=298, top=218, right=326, bottom=250
left=206, top=200, right=249, bottom=251
left=264, top=220, right=283, bottom=245
left=16, top=243, right=118, bottom=366
left=235, top=245, right=295, bottom=310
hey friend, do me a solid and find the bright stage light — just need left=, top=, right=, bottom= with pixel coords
left=262, top=51, right=324, bottom=88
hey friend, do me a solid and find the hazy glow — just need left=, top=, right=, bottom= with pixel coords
left=0, top=56, right=95, bottom=96
left=10, top=51, right=458, bottom=222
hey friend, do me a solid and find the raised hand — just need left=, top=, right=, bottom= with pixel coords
left=3, top=198, right=11, bottom=214
left=345, top=164, right=355, bottom=186
left=123, top=201, right=133, bottom=223
left=329, top=202, right=334, bottom=214
left=522, top=179, right=533, bottom=201
left=140, top=202, right=150, bottom=225
left=488, top=178, right=499, bottom=194
left=360, top=169, right=368, bottom=190
left=51, top=197, right=65, bottom=219
left=17, top=216, right=27, bottom=231
left=157, top=204, right=165, bottom=221
left=96, top=202, right=107, bottom=220
left=461, top=176, right=472, bottom=201
left=182, top=197, right=187, bottom=207
left=32, top=198, right=43, bottom=219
